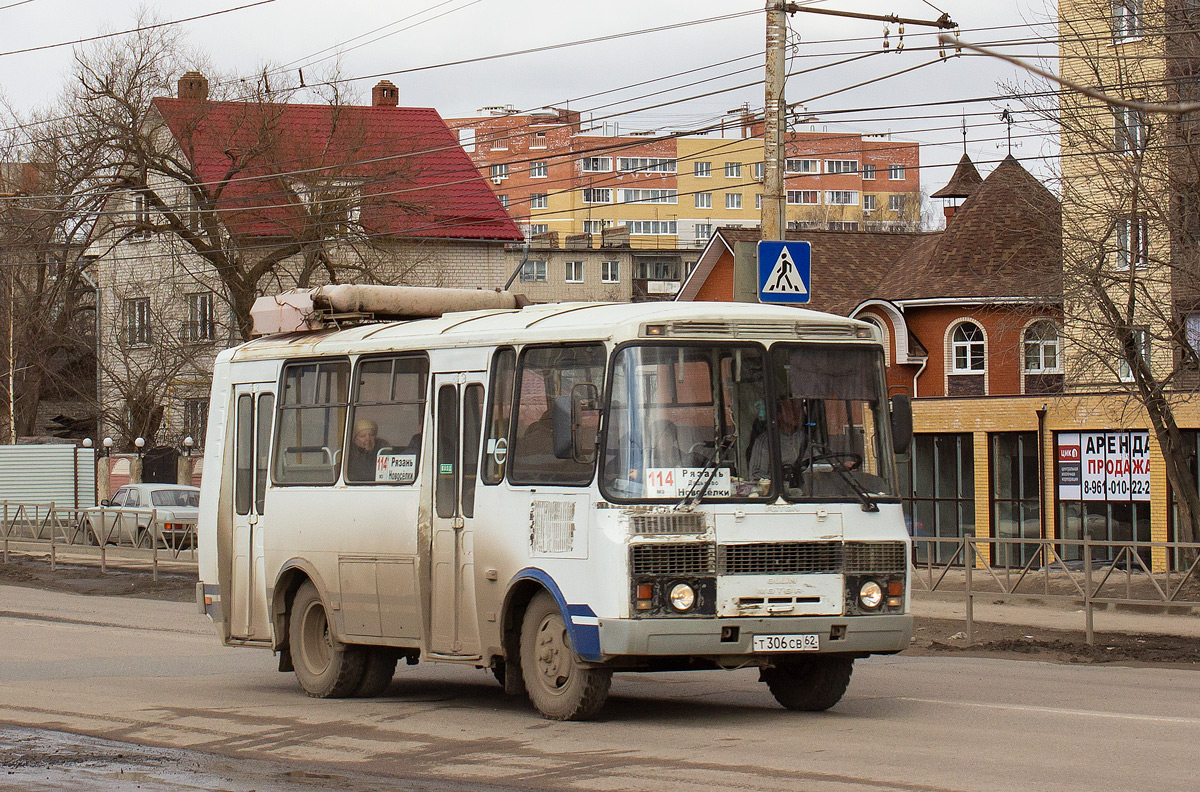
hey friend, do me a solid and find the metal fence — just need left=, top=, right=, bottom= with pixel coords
left=0, top=500, right=197, bottom=579
left=912, top=535, right=1200, bottom=644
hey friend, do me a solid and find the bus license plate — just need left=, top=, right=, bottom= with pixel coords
left=753, top=634, right=821, bottom=652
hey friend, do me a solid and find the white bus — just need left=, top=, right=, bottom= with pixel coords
left=197, top=290, right=914, bottom=720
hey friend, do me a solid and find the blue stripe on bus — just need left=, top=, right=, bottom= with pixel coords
left=511, top=568, right=602, bottom=662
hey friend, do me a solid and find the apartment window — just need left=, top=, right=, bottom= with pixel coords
left=619, top=188, right=677, bottom=204
left=694, top=161, right=711, bottom=178
left=1112, top=0, right=1143, bottom=41
left=1118, top=326, right=1150, bottom=382
left=725, top=193, right=742, bottom=210
left=528, top=223, right=548, bottom=236
left=724, top=162, right=742, bottom=178
left=825, top=160, right=858, bottom=174
left=489, top=134, right=508, bottom=151
left=458, top=128, right=476, bottom=152
left=580, top=157, right=612, bottom=172
left=1024, top=321, right=1060, bottom=373
left=863, top=194, right=877, bottom=211
left=185, top=191, right=200, bottom=231
left=889, top=195, right=906, bottom=212
left=490, top=163, right=509, bottom=181
left=497, top=195, right=508, bottom=209
left=131, top=191, right=152, bottom=238
left=530, top=131, right=547, bottom=149
left=1114, top=108, right=1146, bottom=154
left=626, top=220, right=677, bottom=235
left=185, top=291, right=215, bottom=343
left=582, top=188, right=612, bottom=204
left=787, top=190, right=820, bottom=205
left=888, top=164, right=905, bottom=180
left=825, top=190, right=858, bottom=205
left=565, top=261, right=584, bottom=283
left=520, top=260, right=547, bottom=282
left=583, top=219, right=612, bottom=234
left=183, top=398, right=209, bottom=448
left=617, top=157, right=675, bottom=173
left=530, top=193, right=548, bottom=209
left=827, top=221, right=859, bottom=231
left=862, top=164, right=876, bottom=180
left=125, top=298, right=151, bottom=346
left=695, top=192, right=712, bottom=209
left=788, top=220, right=822, bottom=230
left=755, top=194, right=762, bottom=210
left=1186, top=313, right=1200, bottom=358
left=601, top=260, right=620, bottom=283
left=951, top=322, right=986, bottom=372
left=753, top=162, right=764, bottom=181
left=1115, top=214, right=1149, bottom=269
left=529, top=160, right=548, bottom=178
left=695, top=223, right=713, bottom=240
left=785, top=159, right=819, bottom=174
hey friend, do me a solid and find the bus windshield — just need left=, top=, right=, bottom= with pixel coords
left=599, top=342, right=897, bottom=503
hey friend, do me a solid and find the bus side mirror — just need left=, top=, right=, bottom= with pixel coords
left=571, top=383, right=600, bottom=464
left=890, top=393, right=912, bottom=454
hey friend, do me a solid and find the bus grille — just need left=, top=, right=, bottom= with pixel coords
left=667, top=320, right=800, bottom=339
left=629, top=512, right=706, bottom=535
left=719, top=542, right=842, bottom=575
left=631, top=542, right=716, bottom=576
left=844, top=541, right=908, bottom=572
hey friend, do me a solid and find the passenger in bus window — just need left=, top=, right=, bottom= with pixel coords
left=347, top=418, right=388, bottom=480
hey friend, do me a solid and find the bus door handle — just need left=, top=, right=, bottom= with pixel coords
left=249, top=513, right=259, bottom=526
left=452, top=517, right=465, bottom=530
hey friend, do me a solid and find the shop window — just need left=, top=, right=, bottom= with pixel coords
left=902, top=433, right=975, bottom=563
left=990, top=432, right=1040, bottom=567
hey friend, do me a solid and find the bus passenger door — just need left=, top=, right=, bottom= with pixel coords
left=429, top=374, right=485, bottom=657
left=230, top=384, right=275, bottom=641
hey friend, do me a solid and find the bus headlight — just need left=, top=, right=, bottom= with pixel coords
left=669, top=583, right=696, bottom=612
left=858, top=580, right=884, bottom=610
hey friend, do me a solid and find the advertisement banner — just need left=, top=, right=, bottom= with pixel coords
left=1057, top=431, right=1150, bottom=503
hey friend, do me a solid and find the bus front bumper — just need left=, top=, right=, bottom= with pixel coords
left=597, top=614, right=912, bottom=658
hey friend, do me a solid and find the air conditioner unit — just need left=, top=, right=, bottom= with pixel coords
left=491, top=177, right=503, bottom=185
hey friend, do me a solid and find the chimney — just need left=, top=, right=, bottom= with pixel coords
left=372, top=80, right=399, bottom=107
left=944, top=205, right=957, bottom=221
left=177, top=71, right=209, bottom=101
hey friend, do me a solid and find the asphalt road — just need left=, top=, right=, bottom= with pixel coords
left=1, top=584, right=1197, bottom=792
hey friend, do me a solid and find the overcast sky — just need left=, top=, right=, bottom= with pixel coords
left=0, top=0, right=1057, bottom=189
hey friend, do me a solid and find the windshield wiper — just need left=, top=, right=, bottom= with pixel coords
left=677, top=434, right=735, bottom=511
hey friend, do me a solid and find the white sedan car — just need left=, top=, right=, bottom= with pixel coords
left=85, top=483, right=200, bottom=548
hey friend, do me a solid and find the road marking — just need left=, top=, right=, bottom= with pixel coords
left=896, top=697, right=1200, bottom=726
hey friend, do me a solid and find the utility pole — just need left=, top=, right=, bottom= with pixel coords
left=762, top=1, right=791, bottom=241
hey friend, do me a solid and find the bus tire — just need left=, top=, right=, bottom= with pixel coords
left=354, top=648, right=398, bottom=698
left=289, top=581, right=365, bottom=698
left=761, top=656, right=854, bottom=711
left=519, top=592, right=611, bottom=721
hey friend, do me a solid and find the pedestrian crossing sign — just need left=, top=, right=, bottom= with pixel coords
left=757, top=241, right=811, bottom=304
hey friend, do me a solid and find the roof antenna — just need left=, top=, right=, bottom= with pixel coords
left=961, top=111, right=967, bottom=155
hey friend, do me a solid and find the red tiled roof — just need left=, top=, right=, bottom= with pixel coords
left=152, top=98, right=522, bottom=241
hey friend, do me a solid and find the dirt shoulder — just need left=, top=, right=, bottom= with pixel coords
left=2, top=556, right=1197, bottom=667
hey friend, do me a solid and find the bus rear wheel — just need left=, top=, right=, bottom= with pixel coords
left=289, top=581, right=365, bottom=698
left=761, top=656, right=854, bottom=711
left=519, top=592, right=611, bottom=721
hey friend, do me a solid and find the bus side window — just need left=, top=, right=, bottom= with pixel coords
left=462, top=384, right=484, bottom=517
left=345, top=355, right=429, bottom=484
left=482, top=348, right=515, bottom=485
left=273, top=359, right=350, bottom=486
left=509, top=344, right=606, bottom=486
left=235, top=394, right=253, bottom=514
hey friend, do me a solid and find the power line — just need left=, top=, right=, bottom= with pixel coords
left=0, top=1, right=277, bottom=59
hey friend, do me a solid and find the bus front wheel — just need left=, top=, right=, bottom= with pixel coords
left=761, top=656, right=854, bottom=711
left=289, top=581, right=365, bottom=698
left=519, top=592, right=611, bottom=721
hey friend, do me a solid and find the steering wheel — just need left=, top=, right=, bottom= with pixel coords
left=787, top=449, right=863, bottom=487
